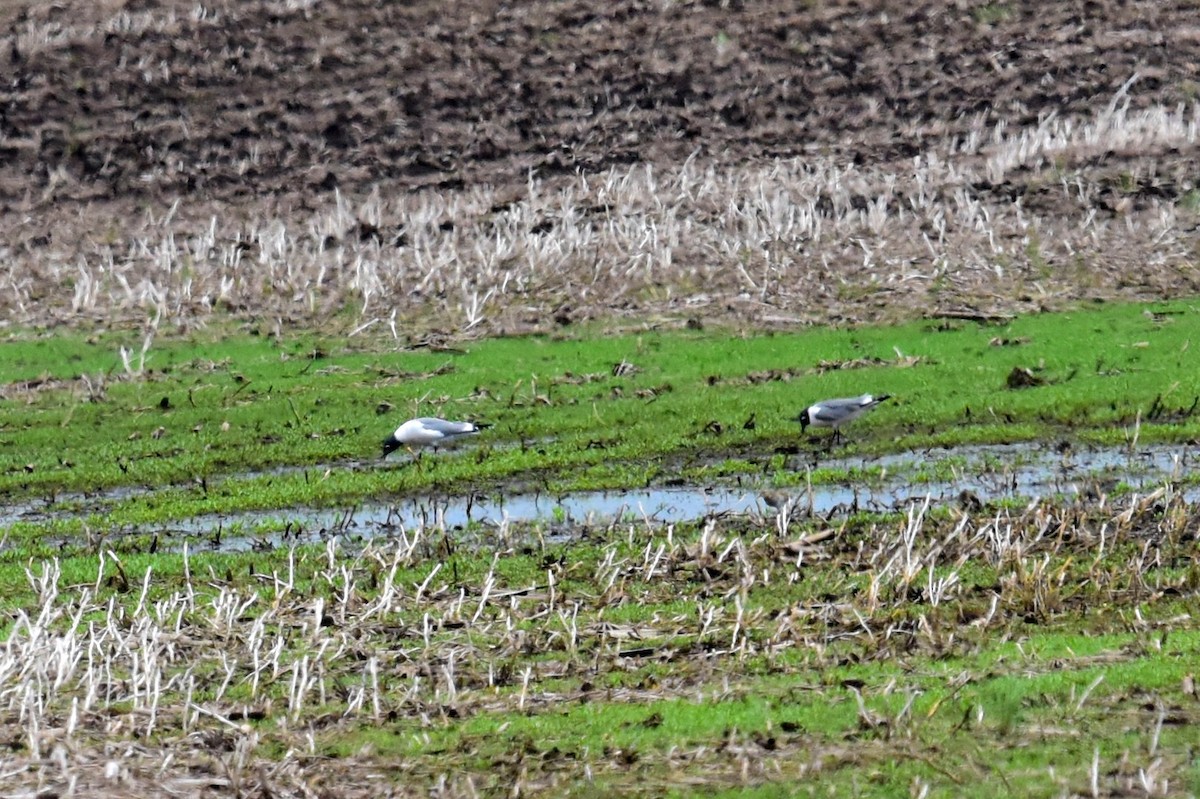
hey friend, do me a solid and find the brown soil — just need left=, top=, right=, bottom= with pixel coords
left=1, top=0, right=1198, bottom=330
left=4, top=0, right=1197, bottom=204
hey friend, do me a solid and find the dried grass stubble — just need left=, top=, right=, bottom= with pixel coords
left=5, top=99, right=1198, bottom=336
left=1, top=486, right=1198, bottom=793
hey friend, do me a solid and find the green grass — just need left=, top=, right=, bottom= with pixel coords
left=2, top=299, right=1199, bottom=546
left=4, top=299, right=1200, bottom=795
left=973, top=2, right=1014, bottom=25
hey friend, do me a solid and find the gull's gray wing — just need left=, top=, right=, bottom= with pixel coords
left=416, top=417, right=478, bottom=435
left=810, top=402, right=859, bottom=424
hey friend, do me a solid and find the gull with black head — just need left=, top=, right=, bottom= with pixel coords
left=795, top=393, right=890, bottom=445
left=382, top=417, right=489, bottom=460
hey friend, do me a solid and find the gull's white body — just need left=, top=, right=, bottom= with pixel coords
left=382, top=417, right=485, bottom=457
left=796, top=394, right=890, bottom=441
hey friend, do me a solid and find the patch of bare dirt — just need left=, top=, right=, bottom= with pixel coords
left=4, top=0, right=1198, bottom=204
left=0, top=0, right=1197, bottom=332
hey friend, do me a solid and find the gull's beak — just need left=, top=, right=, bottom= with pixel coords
left=381, top=434, right=400, bottom=459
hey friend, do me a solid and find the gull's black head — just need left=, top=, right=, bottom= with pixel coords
left=381, top=433, right=401, bottom=459
left=794, top=409, right=810, bottom=432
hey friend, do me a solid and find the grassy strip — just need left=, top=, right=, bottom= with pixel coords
left=1, top=299, right=1198, bottom=534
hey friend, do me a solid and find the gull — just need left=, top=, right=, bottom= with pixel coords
left=795, top=394, right=890, bottom=444
left=382, top=417, right=489, bottom=459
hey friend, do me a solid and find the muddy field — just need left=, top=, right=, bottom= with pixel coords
left=1, top=0, right=1198, bottom=332
left=4, top=0, right=1197, bottom=203
left=2, top=7, right=1200, bottom=791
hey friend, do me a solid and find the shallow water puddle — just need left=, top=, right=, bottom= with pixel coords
left=187, top=441, right=1200, bottom=547
left=4, top=443, right=1197, bottom=550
